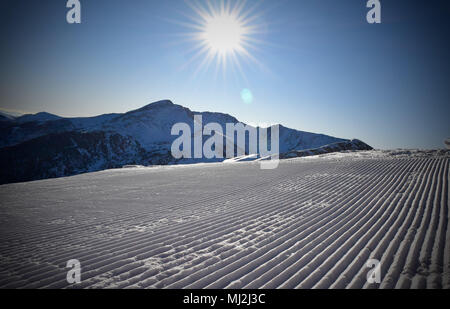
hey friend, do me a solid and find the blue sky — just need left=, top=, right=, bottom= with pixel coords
left=1, top=0, right=449, bottom=149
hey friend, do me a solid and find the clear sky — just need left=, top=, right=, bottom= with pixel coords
left=1, top=0, right=449, bottom=149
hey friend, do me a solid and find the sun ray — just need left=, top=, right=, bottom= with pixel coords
left=175, top=0, right=267, bottom=78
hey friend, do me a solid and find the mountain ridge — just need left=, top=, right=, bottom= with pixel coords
left=0, top=100, right=371, bottom=184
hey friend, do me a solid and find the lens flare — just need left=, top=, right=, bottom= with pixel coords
left=241, top=88, right=253, bottom=104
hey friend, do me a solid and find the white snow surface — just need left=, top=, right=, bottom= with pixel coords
left=0, top=150, right=448, bottom=289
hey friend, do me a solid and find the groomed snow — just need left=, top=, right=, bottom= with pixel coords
left=0, top=150, right=448, bottom=289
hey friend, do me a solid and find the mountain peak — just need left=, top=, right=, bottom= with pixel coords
left=125, top=100, right=180, bottom=117
left=16, top=112, right=61, bottom=124
left=140, top=100, right=174, bottom=110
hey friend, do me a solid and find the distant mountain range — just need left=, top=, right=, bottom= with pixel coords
left=0, top=100, right=372, bottom=184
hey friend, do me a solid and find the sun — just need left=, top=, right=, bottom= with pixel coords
left=179, top=0, right=265, bottom=76
left=202, top=12, right=245, bottom=55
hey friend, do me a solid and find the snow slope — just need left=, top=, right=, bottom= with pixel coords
left=0, top=150, right=448, bottom=289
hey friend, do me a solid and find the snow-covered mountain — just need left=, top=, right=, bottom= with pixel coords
left=0, top=100, right=370, bottom=184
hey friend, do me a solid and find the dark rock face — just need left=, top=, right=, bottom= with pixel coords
left=0, top=131, right=160, bottom=184
left=280, top=139, right=374, bottom=159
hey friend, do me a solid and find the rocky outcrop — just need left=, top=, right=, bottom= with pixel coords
left=280, top=139, right=373, bottom=159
